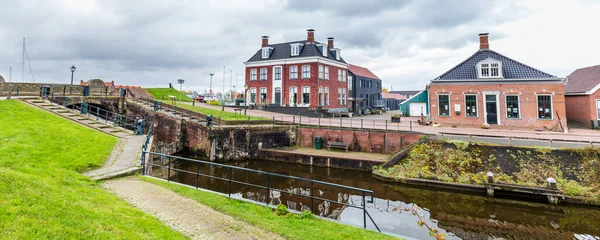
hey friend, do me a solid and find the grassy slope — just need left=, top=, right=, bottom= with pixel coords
left=146, top=88, right=194, bottom=102
left=143, top=177, right=398, bottom=240
left=164, top=101, right=266, bottom=121
left=0, top=100, right=185, bottom=239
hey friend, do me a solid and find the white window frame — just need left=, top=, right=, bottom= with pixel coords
left=319, top=87, right=324, bottom=106
left=324, top=66, right=329, bottom=80
left=338, top=69, right=342, bottom=81
left=338, top=88, right=343, bottom=105
left=261, top=47, right=272, bottom=59
left=249, top=88, right=257, bottom=103
left=273, top=66, right=282, bottom=81
left=342, top=70, right=347, bottom=82
left=260, top=87, right=267, bottom=103
left=464, top=94, right=478, bottom=117
left=343, top=88, right=347, bottom=105
left=250, top=68, right=257, bottom=81
left=289, top=66, right=298, bottom=80
left=505, top=95, right=521, bottom=119
left=302, top=65, right=310, bottom=79
left=324, top=87, right=329, bottom=106
left=536, top=94, right=553, bottom=120
left=597, top=99, right=600, bottom=120
left=301, top=86, right=310, bottom=105
left=477, top=58, right=503, bottom=79
left=348, top=76, right=353, bottom=90
left=260, top=68, right=267, bottom=80
left=290, top=43, right=303, bottom=56
left=319, top=65, right=324, bottom=79
left=289, top=86, right=298, bottom=106
left=438, top=94, right=450, bottom=116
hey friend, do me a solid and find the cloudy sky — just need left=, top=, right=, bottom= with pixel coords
left=0, top=0, right=599, bottom=93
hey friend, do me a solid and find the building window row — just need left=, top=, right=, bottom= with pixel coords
left=437, top=94, right=553, bottom=120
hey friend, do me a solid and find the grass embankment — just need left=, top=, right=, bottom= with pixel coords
left=0, top=100, right=185, bottom=239
left=143, top=177, right=398, bottom=240
left=146, top=87, right=194, bottom=102
left=161, top=100, right=267, bottom=121
left=375, top=140, right=600, bottom=203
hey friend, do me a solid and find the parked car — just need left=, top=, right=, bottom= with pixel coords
left=194, top=95, right=205, bottom=102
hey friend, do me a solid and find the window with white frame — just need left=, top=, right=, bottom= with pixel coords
left=506, top=95, right=520, bottom=119
left=250, top=68, right=257, bottom=81
left=343, top=88, right=347, bottom=105
left=290, top=43, right=302, bottom=56
left=261, top=48, right=271, bottom=59
left=250, top=88, right=256, bottom=103
left=537, top=95, right=552, bottom=119
left=342, top=70, right=347, bottom=82
left=289, top=66, right=298, bottom=79
left=477, top=59, right=502, bottom=78
left=260, top=88, right=267, bottom=103
left=289, top=87, right=298, bottom=106
left=324, top=66, right=329, bottom=80
left=337, top=69, right=342, bottom=81
left=302, top=65, right=310, bottom=79
left=465, top=95, right=477, bottom=117
left=338, top=88, right=342, bottom=105
left=438, top=94, right=450, bottom=116
left=324, top=87, right=329, bottom=106
left=260, top=68, right=267, bottom=80
left=318, top=87, right=324, bottom=106
left=302, top=86, right=310, bottom=104
left=274, top=67, right=282, bottom=81
left=348, top=76, right=353, bottom=90
left=319, top=65, right=324, bottom=79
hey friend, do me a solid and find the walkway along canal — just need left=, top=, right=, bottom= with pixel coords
left=154, top=155, right=600, bottom=240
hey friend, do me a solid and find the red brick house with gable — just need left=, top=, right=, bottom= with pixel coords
left=244, top=29, right=349, bottom=109
left=564, top=65, right=600, bottom=128
left=428, top=33, right=567, bottom=129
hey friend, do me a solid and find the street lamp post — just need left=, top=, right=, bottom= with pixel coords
left=209, top=73, right=214, bottom=97
left=244, top=84, right=248, bottom=115
left=177, top=79, right=185, bottom=103
left=70, top=65, right=76, bottom=85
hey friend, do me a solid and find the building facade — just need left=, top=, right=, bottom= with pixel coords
left=429, top=33, right=566, bottom=129
left=564, top=65, right=600, bottom=128
left=244, top=30, right=349, bottom=110
left=398, top=90, right=429, bottom=116
left=348, top=64, right=382, bottom=114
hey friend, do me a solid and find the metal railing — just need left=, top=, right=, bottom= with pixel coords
left=141, top=151, right=381, bottom=232
left=439, top=131, right=600, bottom=148
left=136, top=96, right=414, bottom=132
left=50, top=96, right=139, bottom=130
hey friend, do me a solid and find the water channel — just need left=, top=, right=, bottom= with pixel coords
left=159, top=157, right=600, bottom=240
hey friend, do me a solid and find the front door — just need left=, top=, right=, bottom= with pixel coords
left=274, top=87, right=281, bottom=105
left=485, top=95, right=498, bottom=124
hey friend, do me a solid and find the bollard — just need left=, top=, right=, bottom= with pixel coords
left=410, top=121, right=412, bottom=132
left=340, top=118, right=342, bottom=128
left=361, top=119, right=363, bottom=129
left=487, top=172, right=494, bottom=183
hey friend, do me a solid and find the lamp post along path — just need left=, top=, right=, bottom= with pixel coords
left=70, top=65, right=76, bottom=85
left=177, top=79, right=185, bottom=103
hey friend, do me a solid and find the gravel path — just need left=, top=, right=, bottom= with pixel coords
left=103, top=177, right=283, bottom=240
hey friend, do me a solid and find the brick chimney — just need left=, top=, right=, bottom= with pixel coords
left=479, top=33, right=489, bottom=50
left=327, top=37, right=334, bottom=48
left=261, top=36, right=269, bottom=47
left=307, top=29, right=315, bottom=42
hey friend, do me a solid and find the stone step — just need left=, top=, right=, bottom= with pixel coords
left=97, top=125, right=112, bottom=129
left=29, top=100, right=45, bottom=103
left=56, top=110, right=71, bottom=113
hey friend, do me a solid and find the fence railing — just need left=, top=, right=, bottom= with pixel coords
left=50, top=96, right=140, bottom=131
left=439, top=132, right=600, bottom=148
left=141, top=151, right=381, bottom=232
left=136, top=97, right=414, bottom=132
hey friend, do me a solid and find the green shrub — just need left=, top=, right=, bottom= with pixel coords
left=274, top=204, right=288, bottom=216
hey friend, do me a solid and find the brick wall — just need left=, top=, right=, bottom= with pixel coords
left=296, top=127, right=424, bottom=154
left=245, top=62, right=348, bottom=109
left=566, top=89, right=600, bottom=128
left=429, top=83, right=567, bottom=129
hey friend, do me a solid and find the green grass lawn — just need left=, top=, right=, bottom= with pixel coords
left=143, top=177, right=399, bottom=240
left=161, top=100, right=267, bottom=121
left=146, top=88, right=194, bottom=102
left=0, top=100, right=185, bottom=239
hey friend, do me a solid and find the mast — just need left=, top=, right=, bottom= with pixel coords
left=21, top=38, right=25, bottom=82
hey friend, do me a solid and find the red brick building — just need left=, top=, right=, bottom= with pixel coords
left=428, top=33, right=567, bottom=129
left=244, top=29, right=349, bottom=109
left=564, top=65, right=600, bottom=128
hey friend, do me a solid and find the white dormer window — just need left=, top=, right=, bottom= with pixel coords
left=477, top=58, right=503, bottom=79
left=290, top=43, right=303, bottom=56
left=331, top=48, right=341, bottom=61
left=261, top=47, right=273, bottom=59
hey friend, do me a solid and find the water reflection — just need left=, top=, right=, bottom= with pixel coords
left=157, top=157, right=600, bottom=240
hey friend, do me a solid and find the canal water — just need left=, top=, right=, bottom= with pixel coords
left=162, top=158, right=600, bottom=240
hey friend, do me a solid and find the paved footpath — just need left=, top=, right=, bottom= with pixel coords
left=84, top=135, right=145, bottom=180
left=103, top=177, right=283, bottom=240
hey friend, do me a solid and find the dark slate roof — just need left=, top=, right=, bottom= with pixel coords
left=433, top=49, right=558, bottom=81
left=565, top=65, right=600, bottom=94
left=246, top=40, right=346, bottom=63
left=389, top=90, right=421, bottom=97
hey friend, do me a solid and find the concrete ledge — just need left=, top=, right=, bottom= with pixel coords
left=258, top=149, right=383, bottom=171
left=90, top=167, right=141, bottom=181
